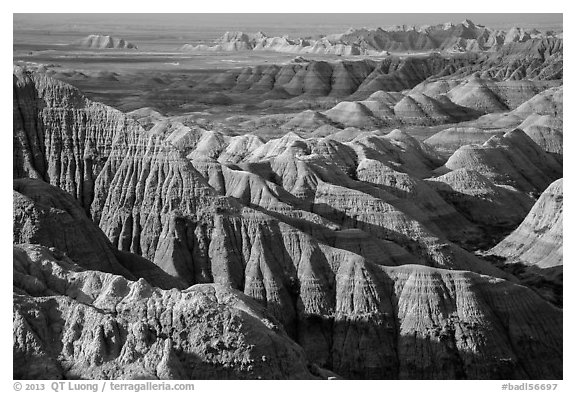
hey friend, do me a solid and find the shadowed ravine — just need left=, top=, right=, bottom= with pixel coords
left=13, top=21, right=563, bottom=380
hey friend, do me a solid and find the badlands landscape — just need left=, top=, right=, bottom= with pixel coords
left=13, top=14, right=563, bottom=380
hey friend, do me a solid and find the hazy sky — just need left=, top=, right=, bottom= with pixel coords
left=14, top=13, right=562, bottom=31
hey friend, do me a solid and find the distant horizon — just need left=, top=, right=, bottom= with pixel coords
left=14, top=13, right=563, bottom=38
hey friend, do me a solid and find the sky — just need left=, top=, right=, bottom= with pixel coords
left=14, top=13, right=563, bottom=38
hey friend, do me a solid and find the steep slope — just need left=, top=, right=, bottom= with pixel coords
left=218, top=135, right=265, bottom=164
left=393, top=93, right=454, bottom=124
left=223, top=131, right=500, bottom=270
left=511, top=86, right=563, bottom=118
left=282, top=110, right=335, bottom=132
left=425, top=127, right=504, bottom=155
left=426, top=169, right=535, bottom=241
left=518, top=114, right=563, bottom=155
left=181, top=31, right=382, bottom=55
left=435, top=85, right=563, bottom=156
left=355, top=159, right=483, bottom=247
left=13, top=244, right=320, bottom=380
left=74, top=35, right=138, bottom=49
left=15, top=243, right=562, bottom=379
left=13, top=66, right=144, bottom=212
left=490, top=179, right=562, bottom=269
left=80, top=92, right=539, bottom=380
left=442, top=38, right=562, bottom=81
left=13, top=67, right=563, bottom=380
left=349, top=130, right=444, bottom=178
left=384, top=264, right=562, bottom=379
left=90, top=128, right=240, bottom=286
left=317, top=76, right=558, bottom=133
left=295, top=249, right=562, bottom=379
left=199, top=55, right=481, bottom=101
left=443, top=129, right=562, bottom=194
left=181, top=21, right=561, bottom=55
left=486, top=179, right=562, bottom=306
left=13, top=177, right=185, bottom=290
left=491, top=38, right=563, bottom=80
left=324, top=101, right=382, bottom=128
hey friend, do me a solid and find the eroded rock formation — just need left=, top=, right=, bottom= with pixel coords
left=13, top=66, right=143, bottom=212
left=490, top=179, right=563, bottom=269
left=74, top=35, right=138, bottom=49
left=14, top=244, right=321, bottom=379
left=13, top=52, right=563, bottom=380
left=181, top=20, right=561, bottom=55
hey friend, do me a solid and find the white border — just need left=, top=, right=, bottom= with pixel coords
left=3, top=4, right=572, bottom=391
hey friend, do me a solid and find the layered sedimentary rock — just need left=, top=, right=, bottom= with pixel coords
left=425, top=127, right=504, bottom=155
left=442, top=129, right=562, bottom=195
left=198, top=55, right=480, bottom=99
left=440, top=37, right=562, bottom=81
left=382, top=264, right=562, bottom=379
left=206, top=60, right=559, bottom=134
left=91, top=119, right=506, bottom=286
left=512, top=86, right=563, bottom=118
left=486, top=179, right=562, bottom=306
left=504, top=27, right=531, bottom=44
left=490, top=179, right=563, bottom=269
left=321, top=91, right=463, bottom=128
left=492, top=38, right=563, bottom=80
left=183, top=28, right=562, bottom=99
left=13, top=177, right=185, bottom=290
left=426, top=169, right=535, bottom=236
left=210, top=130, right=497, bottom=267
left=13, top=66, right=144, bottom=212
left=354, top=158, right=484, bottom=247
left=181, top=31, right=386, bottom=56
left=14, top=178, right=128, bottom=276
left=424, top=85, right=563, bottom=158
left=13, top=244, right=320, bottom=379
left=218, top=135, right=265, bottom=164
left=348, top=129, right=444, bottom=178
left=14, top=242, right=563, bottom=379
left=34, top=30, right=560, bottom=122
left=13, top=67, right=563, bottom=380
left=181, top=20, right=560, bottom=55
left=74, top=35, right=138, bottom=49
left=518, top=114, right=563, bottom=155
left=73, top=102, right=504, bottom=281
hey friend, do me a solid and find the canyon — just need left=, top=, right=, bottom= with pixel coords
left=13, top=16, right=563, bottom=380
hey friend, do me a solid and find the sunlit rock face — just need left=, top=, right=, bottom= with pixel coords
left=180, top=23, right=561, bottom=55
left=443, top=129, right=562, bottom=195
left=13, top=177, right=186, bottom=290
left=13, top=66, right=144, bottom=212
left=490, top=179, right=563, bottom=269
left=13, top=27, right=563, bottom=381
left=426, top=169, right=534, bottom=232
left=75, top=35, right=138, bottom=49
left=13, top=244, right=320, bottom=380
